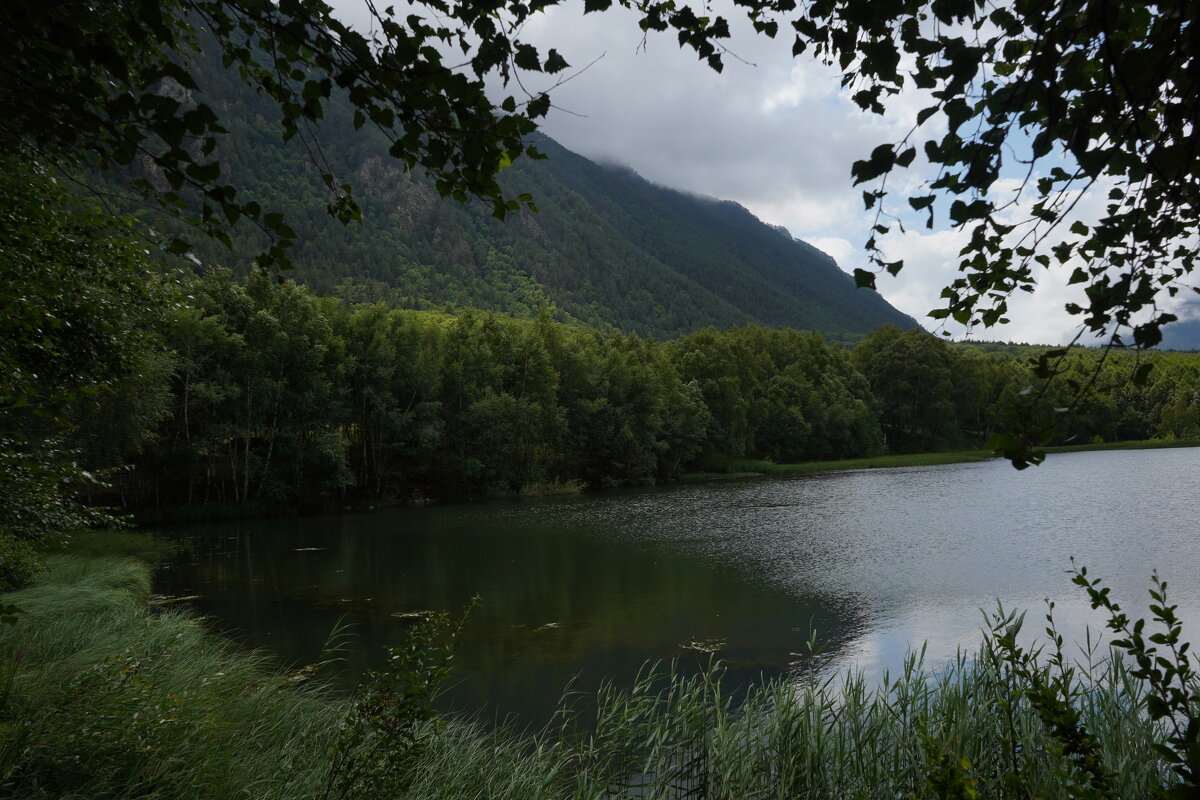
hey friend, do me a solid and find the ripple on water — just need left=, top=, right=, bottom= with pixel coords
left=159, top=447, right=1200, bottom=723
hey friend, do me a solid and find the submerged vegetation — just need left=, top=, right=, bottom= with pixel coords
left=0, top=534, right=1192, bottom=798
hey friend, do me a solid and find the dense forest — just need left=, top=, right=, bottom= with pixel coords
left=9, top=3, right=1200, bottom=797
left=7, top=158, right=1200, bottom=553
left=62, top=266, right=1200, bottom=520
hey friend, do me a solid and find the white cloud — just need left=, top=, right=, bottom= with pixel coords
left=876, top=225, right=1089, bottom=345
left=805, top=237, right=857, bottom=267
left=874, top=177, right=1111, bottom=345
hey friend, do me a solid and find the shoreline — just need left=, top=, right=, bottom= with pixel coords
left=680, top=438, right=1200, bottom=482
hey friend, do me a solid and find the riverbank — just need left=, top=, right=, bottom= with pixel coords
left=0, top=532, right=341, bottom=797
left=0, top=531, right=1184, bottom=798
left=1043, top=437, right=1200, bottom=454
left=680, top=449, right=994, bottom=482
left=0, top=532, right=555, bottom=798
left=681, top=438, right=1200, bottom=482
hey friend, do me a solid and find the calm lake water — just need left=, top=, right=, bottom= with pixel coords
left=156, top=447, right=1200, bottom=725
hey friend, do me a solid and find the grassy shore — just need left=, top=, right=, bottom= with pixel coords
left=0, top=532, right=559, bottom=799
left=1043, top=437, right=1200, bottom=454
left=0, top=533, right=343, bottom=797
left=0, top=532, right=1183, bottom=798
left=680, top=450, right=995, bottom=482
left=682, top=438, right=1200, bottom=483
left=519, top=478, right=588, bottom=499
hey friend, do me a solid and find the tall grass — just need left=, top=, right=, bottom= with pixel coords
left=0, top=535, right=1181, bottom=798
left=0, top=550, right=345, bottom=798
left=0, top=541, right=565, bottom=799
left=540, top=648, right=1169, bottom=799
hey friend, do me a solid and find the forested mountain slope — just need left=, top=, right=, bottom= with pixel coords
left=506, top=137, right=917, bottom=336
left=160, top=44, right=918, bottom=339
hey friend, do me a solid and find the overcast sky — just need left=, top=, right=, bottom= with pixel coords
left=330, top=0, right=1127, bottom=345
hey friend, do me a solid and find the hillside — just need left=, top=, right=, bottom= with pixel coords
left=148, top=44, right=919, bottom=339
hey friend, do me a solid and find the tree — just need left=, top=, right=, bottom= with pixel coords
left=8, top=0, right=1193, bottom=314
left=818, top=1, right=1199, bottom=345
left=853, top=326, right=969, bottom=453
left=792, top=0, right=1200, bottom=464
left=0, top=0, right=564, bottom=266
left=0, top=161, right=169, bottom=586
left=5, top=0, right=1198, bottom=468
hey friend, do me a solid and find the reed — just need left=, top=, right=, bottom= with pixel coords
left=551, top=648, right=1170, bottom=799
left=0, top=551, right=344, bottom=798
left=0, top=537, right=1181, bottom=798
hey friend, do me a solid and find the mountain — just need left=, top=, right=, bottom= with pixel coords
left=504, top=138, right=919, bottom=336
left=148, top=45, right=920, bottom=339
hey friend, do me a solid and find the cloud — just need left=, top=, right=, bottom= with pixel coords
left=511, top=4, right=1112, bottom=344
left=805, top=237, right=857, bottom=267
left=519, top=3, right=892, bottom=205
left=877, top=226, right=1091, bottom=345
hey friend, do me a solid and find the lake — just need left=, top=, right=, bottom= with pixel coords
left=155, top=447, right=1200, bottom=726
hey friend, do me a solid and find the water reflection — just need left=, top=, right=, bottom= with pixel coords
left=157, top=506, right=866, bottom=725
left=157, top=447, right=1200, bottom=725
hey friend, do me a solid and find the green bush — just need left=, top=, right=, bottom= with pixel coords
left=0, top=537, right=39, bottom=595
left=0, top=440, right=120, bottom=590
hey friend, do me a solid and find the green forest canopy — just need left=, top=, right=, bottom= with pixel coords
left=78, top=266, right=1200, bottom=521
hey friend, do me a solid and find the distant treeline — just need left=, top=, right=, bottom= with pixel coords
left=73, top=270, right=1200, bottom=515
left=114, top=39, right=915, bottom=340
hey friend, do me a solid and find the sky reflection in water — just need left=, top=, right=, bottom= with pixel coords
left=158, top=447, right=1200, bottom=725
